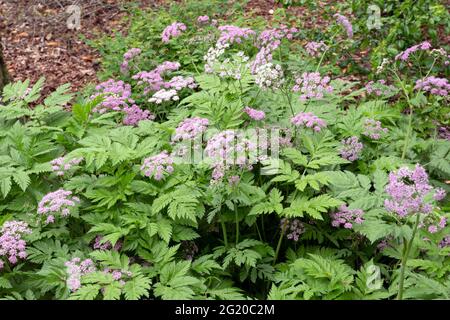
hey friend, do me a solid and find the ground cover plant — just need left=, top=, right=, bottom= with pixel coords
left=0, top=0, right=449, bottom=300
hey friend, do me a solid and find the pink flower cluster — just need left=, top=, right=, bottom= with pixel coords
left=91, top=79, right=134, bottom=113
left=244, top=106, right=265, bottom=121
left=92, top=236, right=122, bottom=251
left=65, top=257, right=96, bottom=291
left=414, top=76, right=449, bottom=97
left=133, top=61, right=180, bottom=94
left=205, top=130, right=257, bottom=182
left=334, top=13, right=353, bottom=39
left=384, top=164, right=443, bottom=217
left=281, top=218, right=305, bottom=241
left=258, top=25, right=298, bottom=51
left=120, top=48, right=141, bottom=74
left=331, top=205, right=364, bottom=229
left=420, top=216, right=446, bottom=234
left=434, top=188, right=447, bottom=201
left=0, top=221, right=31, bottom=269
left=292, top=72, right=333, bottom=100
left=217, top=25, right=256, bottom=45
left=166, top=76, right=197, bottom=91
left=339, top=136, right=363, bottom=161
left=91, top=79, right=152, bottom=126
left=395, top=41, right=432, bottom=61
left=141, top=151, right=174, bottom=181
left=305, top=41, right=328, bottom=57
left=172, top=117, right=209, bottom=142
left=37, top=189, right=80, bottom=224
left=197, top=15, right=209, bottom=24
left=365, top=80, right=396, bottom=96
left=51, top=156, right=83, bottom=176
left=363, top=119, right=388, bottom=140
left=123, top=105, right=154, bottom=126
left=250, top=25, right=296, bottom=74
left=103, top=268, right=133, bottom=287
left=161, top=22, right=186, bottom=43
left=291, top=112, right=327, bottom=132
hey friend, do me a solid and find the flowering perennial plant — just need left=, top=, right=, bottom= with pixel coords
left=217, top=25, right=255, bottom=45
left=331, top=205, right=364, bottom=229
left=395, top=41, right=432, bottom=61
left=291, top=112, right=327, bottom=132
left=384, top=165, right=442, bottom=218
left=244, top=106, right=265, bottom=121
left=161, top=22, right=187, bottom=43
left=197, top=15, right=209, bottom=24
left=420, top=216, right=447, bottom=234
left=292, top=72, right=333, bottom=100
left=205, top=130, right=257, bottom=182
left=339, top=136, right=363, bottom=161
left=365, top=80, right=397, bottom=97
left=363, top=119, right=388, bottom=140
left=92, top=236, right=123, bottom=251
left=133, top=61, right=180, bottom=94
left=65, top=258, right=96, bottom=291
left=141, top=151, right=174, bottom=181
left=51, top=156, right=83, bottom=176
left=258, top=25, right=297, bottom=51
left=414, top=76, right=450, bottom=97
left=0, top=221, right=31, bottom=268
left=172, top=117, right=209, bottom=142
left=204, top=42, right=230, bottom=73
left=305, top=41, right=329, bottom=57
left=280, top=218, right=305, bottom=241
left=122, top=105, right=154, bottom=126
left=334, top=13, right=353, bottom=39
left=37, top=189, right=80, bottom=224
left=254, top=63, right=284, bottom=90
left=120, top=48, right=141, bottom=74
left=91, top=80, right=134, bottom=113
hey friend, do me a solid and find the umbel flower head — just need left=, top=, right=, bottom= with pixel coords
left=384, top=164, right=445, bottom=218
left=37, top=189, right=80, bottom=224
left=65, top=257, right=96, bottom=292
left=339, top=136, right=363, bottom=161
left=291, top=112, right=327, bottom=132
left=141, top=151, right=174, bottom=181
left=161, top=22, right=186, bottom=43
left=331, top=205, right=364, bottom=229
left=172, top=117, right=209, bottom=142
left=0, top=220, right=32, bottom=268
left=292, top=72, right=333, bottom=100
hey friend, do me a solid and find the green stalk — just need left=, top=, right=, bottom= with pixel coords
left=397, top=214, right=420, bottom=300
left=273, top=220, right=288, bottom=266
left=221, top=219, right=228, bottom=247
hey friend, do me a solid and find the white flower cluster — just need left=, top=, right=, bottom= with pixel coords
left=254, top=63, right=284, bottom=90
left=148, top=89, right=179, bottom=104
left=204, top=42, right=230, bottom=73
left=167, top=76, right=198, bottom=90
left=376, top=58, right=390, bottom=74
left=217, top=51, right=250, bottom=80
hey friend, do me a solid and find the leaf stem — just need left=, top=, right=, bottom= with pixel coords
left=397, top=213, right=420, bottom=300
left=220, top=219, right=228, bottom=247
left=273, top=219, right=287, bottom=266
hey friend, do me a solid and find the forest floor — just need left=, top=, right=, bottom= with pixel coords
left=0, top=0, right=344, bottom=96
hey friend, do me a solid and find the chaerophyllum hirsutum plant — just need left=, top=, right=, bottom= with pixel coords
left=0, top=6, right=449, bottom=300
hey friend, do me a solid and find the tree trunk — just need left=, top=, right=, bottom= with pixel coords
left=0, top=41, right=9, bottom=93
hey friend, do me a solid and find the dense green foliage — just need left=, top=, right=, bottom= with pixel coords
left=0, top=0, right=449, bottom=300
